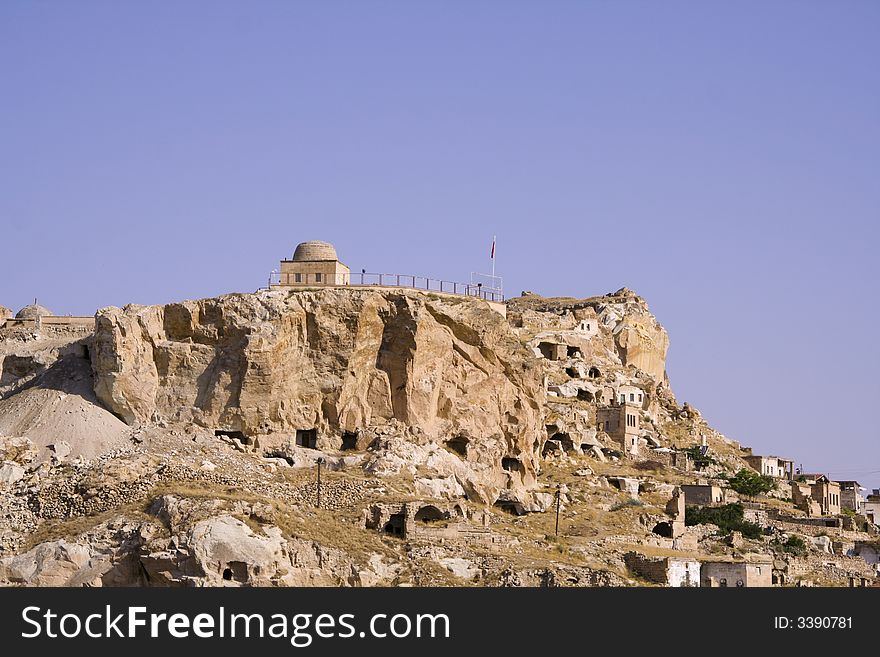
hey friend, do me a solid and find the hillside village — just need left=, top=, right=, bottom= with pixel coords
left=0, top=240, right=877, bottom=587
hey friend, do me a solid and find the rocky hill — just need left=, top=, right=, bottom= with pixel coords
left=0, top=287, right=876, bottom=587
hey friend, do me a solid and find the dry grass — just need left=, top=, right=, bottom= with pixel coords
left=23, top=507, right=162, bottom=550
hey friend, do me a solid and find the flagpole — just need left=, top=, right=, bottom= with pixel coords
left=491, top=235, right=496, bottom=282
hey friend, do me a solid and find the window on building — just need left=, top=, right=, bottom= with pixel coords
left=315, top=273, right=322, bottom=282
left=629, top=393, right=634, bottom=402
left=619, top=394, right=625, bottom=403
left=638, top=394, right=643, bottom=402
left=294, top=273, right=302, bottom=283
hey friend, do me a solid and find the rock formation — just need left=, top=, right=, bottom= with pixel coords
left=0, top=285, right=875, bottom=588
left=92, top=288, right=544, bottom=504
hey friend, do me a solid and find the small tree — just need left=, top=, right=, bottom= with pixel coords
left=726, top=468, right=776, bottom=497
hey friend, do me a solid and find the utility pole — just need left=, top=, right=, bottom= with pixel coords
left=316, top=457, right=325, bottom=508
left=555, top=484, right=561, bottom=536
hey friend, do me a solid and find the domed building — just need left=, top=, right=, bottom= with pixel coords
left=15, top=303, right=53, bottom=320
left=276, top=240, right=350, bottom=287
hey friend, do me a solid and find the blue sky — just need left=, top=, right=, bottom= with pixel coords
left=1, top=2, right=878, bottom=487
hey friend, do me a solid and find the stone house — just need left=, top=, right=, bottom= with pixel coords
left=680, top=484, right=736, bottom=507
left=575, top=318, right=598, bottom=336
left=596, top=401, right=640, bottom=456
left=616, top=384, right=646, bottom=409
left=743, top=453, right=794, bottom=480
left=792, top=474, right=841, bottom=516
left=700, top=557, right=773, bottom=587
left=866, top=490, right=880, bottom=526
left=624, top=552, right=701, bottom=587
left=273, top=240, right=351, bottom=287
left=838, top=481, right=865, bottom=515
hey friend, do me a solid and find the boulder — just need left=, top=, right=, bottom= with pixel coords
left=0, top=540, right=94, bottom=586
left=0, top=461, right=25, bottom=486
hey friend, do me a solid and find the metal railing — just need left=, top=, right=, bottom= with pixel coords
left=267, top=270, right=504, bottom=302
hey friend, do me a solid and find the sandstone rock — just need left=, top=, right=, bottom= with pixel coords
left=49, top=440, right=71, bottom=461
left=812, top=535, right=833, bottom=554
left=92, top=289, right=544, bottom=503
left=415, top=475, right=467, bottom=500
left=0, top=436, right=37, bottom=464
left=264, top=442, right=362, bottom=471
left=187, top=515, right=292, bottom=584
left=0, top=540, right=94, bottom=586
left=355, top=554, right=404, bottom=586
left=0, top=461, right=25, bottom=486
left=439, top=557, right=477, bottom=579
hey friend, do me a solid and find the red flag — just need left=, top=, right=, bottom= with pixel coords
left=491, top=238, right=495, bottom=259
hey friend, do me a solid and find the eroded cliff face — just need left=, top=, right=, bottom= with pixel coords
left=92, top=288, right=545, bottom=502
left=508, top=288, right=670, bottom=383
left=596, top=291, right=669, bottom=384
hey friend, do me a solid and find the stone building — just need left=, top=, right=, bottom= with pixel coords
left=596, top=401, right=640, bottom=456
left=700, top=558, right=773, bottom=587
left=792, top=474, right=841, bottom=516
left=575, top=318, right=599, bottom=336
left=15, top=303, right=53, bottom=320
left=866, top=490, right=880, bottom=526
left=744, top=453, right=794, bottom=480
left=838, top=481, right=865, bottom=515
left=1, top=303, right=94, bottom=334
left=274, top=240, right=351, bottom=288
left=616, top=384, right=645, bottom=409
left=680, top=483, right=735, bottom=507
left=624, top=552, right=701, bottom=587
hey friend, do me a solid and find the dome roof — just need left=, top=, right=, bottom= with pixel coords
left=15, top=303, right=52, bottom=319
left=292, top=240, right=338, bottom=262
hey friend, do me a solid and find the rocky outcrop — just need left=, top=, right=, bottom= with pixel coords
left=510, top=288, right=670, bottom=383
left=0, top=495, right=397, bottom=587
left=92, top=288, right=545, bottom=503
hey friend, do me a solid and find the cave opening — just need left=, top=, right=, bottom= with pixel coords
left=296, top=429, right=318, bottom=449
left=341, top=431, right=358, bottom=450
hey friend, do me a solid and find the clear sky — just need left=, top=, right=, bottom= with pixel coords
left=1, top=2, right=878, bottom=488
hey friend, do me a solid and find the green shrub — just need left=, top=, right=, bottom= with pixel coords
left=774, top=535, right=808, bottom=556
left=685, top=503, right=763, bottom=539
left=725, top=469, right=776, bottom=496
